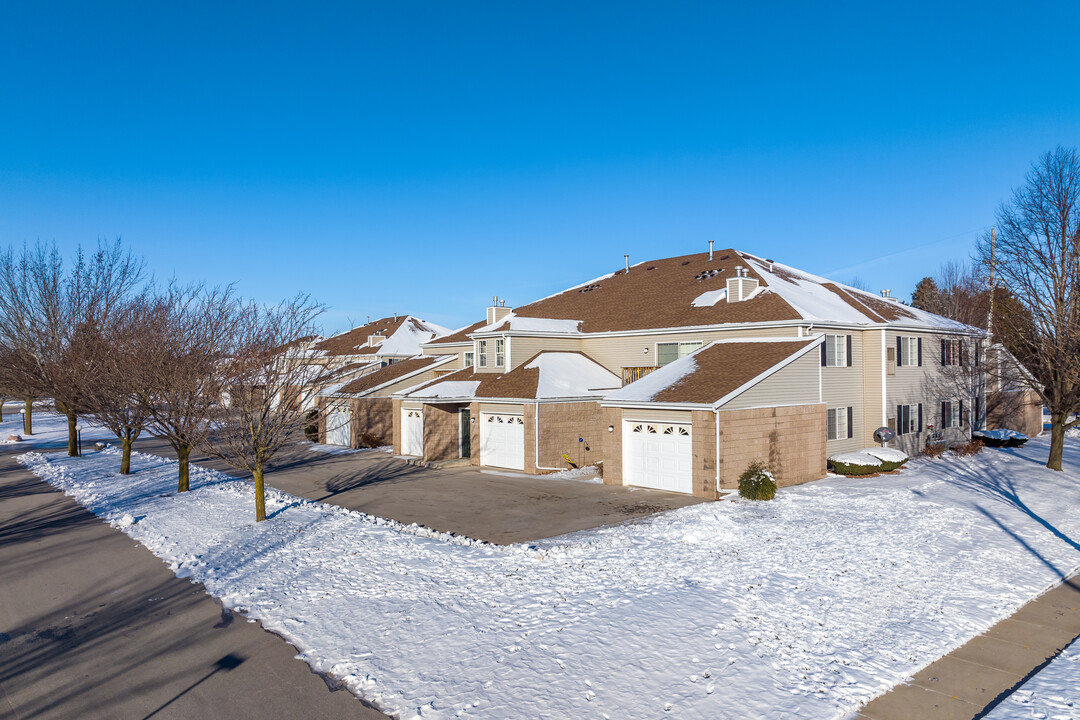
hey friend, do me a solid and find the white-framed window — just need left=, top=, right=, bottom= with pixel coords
left=463, top=351, right=474, bottom=368
left=897, top=403, right=921, bottom=435
left=897, top=336, right=921, bottom=367
left=827, top=406, right=853, bottom=440
left=823, top=334, right=850, bottom=367
left=941, top=400, right=961, bottom=428
left=477, top=340, right=488, bottom=368
left=941, top=339, right=962, bottom=366
left=657, top=341, right=702, bottom=367
left=495, top=338, right=505, bottom=367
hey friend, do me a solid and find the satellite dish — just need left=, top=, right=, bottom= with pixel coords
left=874, top=426, right=896, bottom=444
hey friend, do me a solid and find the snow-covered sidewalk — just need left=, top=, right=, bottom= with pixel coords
left=15, top=433, right=1080, bottom=720
left=983, top=639, right=1080, bottom=719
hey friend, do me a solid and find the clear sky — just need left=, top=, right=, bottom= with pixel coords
left=2, top=1, right=1078, bottom=333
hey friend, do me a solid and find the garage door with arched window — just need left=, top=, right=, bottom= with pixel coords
left=622, top=420, right=693, bottom=494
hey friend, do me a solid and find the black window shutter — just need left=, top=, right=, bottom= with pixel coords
left=846, top=335, right=852, bottom=366
left=897, top=404, right=903, bottom=433
left=821, top=341, right=827, bottom=366
left=897, top=336, right=903, bottom=366
left=940, top=339, right=946, bottom=365
left=917, top=338, right=923, bottom=366
left=918, top=403, right=923, bottom=431
left=960, top=400, right=965, bottom=427
left=847, top=406, right=854, bottom=439
left=941, top=401, right=947, bottom=428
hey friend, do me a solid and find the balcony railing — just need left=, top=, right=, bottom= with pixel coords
left=622, top=366, right=657, bottom=386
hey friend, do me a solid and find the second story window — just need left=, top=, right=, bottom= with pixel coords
left=495, top=338, right=505, bottom=367
left=941, top=339, right=962, bottom=366
left=657, top=341, right=702, bottom=367
left=477, top=340, right=488, bottom=368
left=897, top=336, right=922, bottom=367
left=822, top=334, right=851, bottom=367
left=464, top=351, right=474, bottom=368
left=897, top=403, right=922, bottom=435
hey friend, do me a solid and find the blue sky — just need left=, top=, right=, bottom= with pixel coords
left=2, top=2, right=1078, bottom=333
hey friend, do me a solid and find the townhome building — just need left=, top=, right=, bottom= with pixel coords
left=322, top=248, right=1003, bottom=499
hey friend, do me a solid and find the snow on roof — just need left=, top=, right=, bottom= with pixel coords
left=376, top=317, right=447, bottom=356
left=526, top=352, right=620, bottom=398
left=475, top=312, right=583, bottom=335
left=407, top=380, right=482, bottom=399
left=605, top=356, right=700, bottom=403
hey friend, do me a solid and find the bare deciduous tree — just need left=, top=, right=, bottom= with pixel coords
left=0, top=240, right=144, bottom=454
left=977, top=146, right=1080, bottom=470
left=204, top=295, right=332, bottom=521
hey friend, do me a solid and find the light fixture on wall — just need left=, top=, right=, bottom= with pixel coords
left=608, top=425, right=614, bottom=432
left=643, top=347, right=649, bottom=354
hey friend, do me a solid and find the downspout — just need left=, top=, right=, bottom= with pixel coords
left=534, top=400, right=563, bottom=471
left=714, top=407, right=721, bottom=493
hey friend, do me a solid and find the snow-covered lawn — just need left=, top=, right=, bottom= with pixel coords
left=14, top=429, right=1080, bottom=720
left=1, top=409, right=116, bottom=447
left=983, top=641, right=1080, bottom=719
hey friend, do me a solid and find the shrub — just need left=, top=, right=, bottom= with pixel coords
left=738, top=461, right=777, bottom=501
left=862, top=447, right=909, bottom=472
left=304, top=409, right=319, bottom=442
left=828, top=451, right=883, bottom=476
left=358, top=432, right=384, bottom=448
left=952, top=439, right=983, bottom=457
left=924, top=443, right=946, bottom=458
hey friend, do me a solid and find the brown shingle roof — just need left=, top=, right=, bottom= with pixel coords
left=425, top=320, right=486, bottom=346
left=510, top=250, right=802, bottom=332
left=315, top=316, right=411, bottom=356
left=336, top=355, right=447, bottom=395
left=607, top=339, right=818, bottom=405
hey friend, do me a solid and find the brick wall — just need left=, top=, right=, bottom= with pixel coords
left=535, top=401, right=605, bottom=472
left=349, top=397, right=393, bottom=447
left=391, top=398, right=403, bottom=455
left=468, top=402, right=481, bottom=468
left=715, top=404, right=827, bottom=489
left=601, top=407, right=623, bottom=487
left=422, top=403, right=460, bottom=462
left=691, top=410, right=717, bottom=497
left=316, top=397, right=327, bottom=443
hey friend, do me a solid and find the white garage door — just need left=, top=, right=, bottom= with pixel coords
left=325, top=407, right=351, bottom=447
left=623, top=420, right=693, bottom=494
left=480, top=412, right=525, bottom=470
left=402, top=408, right=424, bottom=457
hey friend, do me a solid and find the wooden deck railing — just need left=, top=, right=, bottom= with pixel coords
left=622, top=366, right=657, bottom=386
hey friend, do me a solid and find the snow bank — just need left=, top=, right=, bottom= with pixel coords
left=828, top=452, right=883, bottom=467
left=863, top=447, right=908, bottom=463
left=17, top=437, right=1080, bottom=720
left=541, top=465, right=603, bottom=484
left=974, top=429, right=1028, bottom=441
left=982, top=640, right=1080, bottom=719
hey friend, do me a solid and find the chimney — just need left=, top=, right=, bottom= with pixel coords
left=487, top=296, right=512, bottom=325
left=726, top=268, right=760, bottom=303
left=624, top=254, right=630, bottom=273
left=709, top=240, right=714, bottom=262
left=880, top=289, right=890, bottom=298
left=880, top=289, right=899, bottom=303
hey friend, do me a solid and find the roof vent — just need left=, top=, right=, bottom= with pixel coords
left=624, top=254, right=630, bottom=273
left=487, top=296, right=513, bottom=325
left=709, top=240, right=714, bottom=261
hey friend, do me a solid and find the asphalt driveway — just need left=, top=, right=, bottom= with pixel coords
left=131, top=437, right=704, bottom=544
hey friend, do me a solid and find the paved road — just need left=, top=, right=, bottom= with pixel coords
left=0, top=446, right=389, bottom=720
left=130, top=436, right=704, bottom=544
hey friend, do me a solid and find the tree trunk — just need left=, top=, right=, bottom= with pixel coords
left=0, top=396, right=4, bottom=422
left=66, top=410, right=78, bottom=457
left=253, top=465, right=266, bottom=522
left=23, top=397, right=32, bottom=435
left=177, top=444, right=191, bottom=492
left=1046, top=412, right=1066, bottom=471
left=120, top=437, right=133, bottom=475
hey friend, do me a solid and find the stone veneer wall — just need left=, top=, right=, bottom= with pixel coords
left=715, top=404, right=827, bottom=489
left=534, top=401, right=606, bottom=472
left=422, top=403, right=461, bottom=462
left=987, top=389, right=1043, bottom=439
left=349, top=397, right=394, bottom=447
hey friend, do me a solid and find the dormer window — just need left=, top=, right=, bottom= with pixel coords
left=495, top=338, right=505, bottom=367
left=477, top=340, right=488, bottom=367
left=464, top=351, right=474, bottom=368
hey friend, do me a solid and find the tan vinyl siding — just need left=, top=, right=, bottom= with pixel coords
left=479, top=402, right=521, bottom=414
left=622, top=409, right=694, bottom=424
left=581, top=326, right=801, bottom=375
left=720, top=351, right=820, bottom=410
left=368, top=368, right=446, bottom=397
left=861, top=329, right=885, bottom=444
left=822, top=333, right=864, bottom=453
left=506, top=336, right=583, bottom=370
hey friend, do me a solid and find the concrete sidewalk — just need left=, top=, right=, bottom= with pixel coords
left=0, top=447, right=388, bottom=720
left=855, top=575, right=1080, bottom=720
left=131, top=436, right=703, bottom=544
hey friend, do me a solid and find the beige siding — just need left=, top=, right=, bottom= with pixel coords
left=479, top=402, right=522, bottom=414
left=621, top=409, right=694, bottom=424
left=507, top=336, right=583, bottom=370
left=861, top=329, right=885, bottom=445
left=820, top=332, right=865, bottom=454
left=721, top=351, right=820, bottom=410
left=581, top=326, right=801, bottom=374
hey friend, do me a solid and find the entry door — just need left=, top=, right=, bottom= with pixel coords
left=460, top=409, right=471, bottom=458
left=480, top=412, right=525, bottom=470
left=622, top=421, right=693, bottom=493
left=402, top=408, right=424, bottom=456
left=325, top=407, right=351, bottom=447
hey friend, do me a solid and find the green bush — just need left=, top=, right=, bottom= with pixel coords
left=828, top=459, right=881, bottom=476
left=738, top=461, right=777, bottom=501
